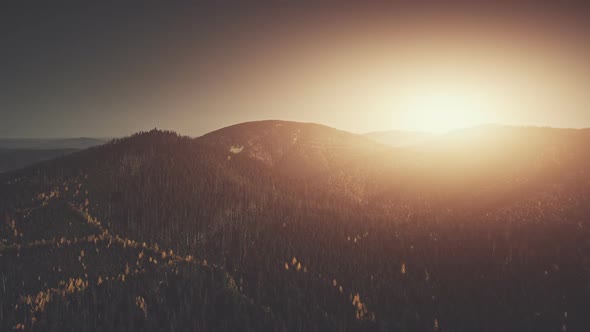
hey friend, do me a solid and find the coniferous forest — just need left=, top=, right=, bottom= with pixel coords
left=2, top=121, right=590, bottom=331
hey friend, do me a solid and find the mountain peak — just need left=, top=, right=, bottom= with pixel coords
left=198, top=120, right=385, bottom=177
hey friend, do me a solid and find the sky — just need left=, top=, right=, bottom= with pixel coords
left=1, top=2, right=590, bottom=138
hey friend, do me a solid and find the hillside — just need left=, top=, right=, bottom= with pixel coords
left=200, top=120, right=389, bottom=178
left=0, top=190, right=288, bottom=331
left=2, top=122, right=590, bottom=331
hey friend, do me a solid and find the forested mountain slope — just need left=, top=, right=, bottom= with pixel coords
left=2, top=121, right=590, bottom=331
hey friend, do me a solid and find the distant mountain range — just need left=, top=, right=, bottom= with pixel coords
left=2, top=121, right=590, bottom=331
left=0, top=137, right=107, bottom=150
left=0, top=138, right=107, bottom=173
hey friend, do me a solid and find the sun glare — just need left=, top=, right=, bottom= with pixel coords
left=395, top=79, right=496, bottom=133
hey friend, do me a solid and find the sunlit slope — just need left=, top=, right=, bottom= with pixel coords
left=410, top=126, right=590, bottom=208
left=199, top=120, right=390, bottom=179
left=2, top=122, right=590, bottom=330
left=0, top=124, right=383, bottom=331
left=328, top=125, right=590, bottom=212
left=5, top=123, right=590, bottom=247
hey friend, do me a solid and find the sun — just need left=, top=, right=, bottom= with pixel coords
left=393, top=76, right=498, bottom=133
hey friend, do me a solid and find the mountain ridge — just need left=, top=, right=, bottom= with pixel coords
left=3, top=120, right=590, bottom=331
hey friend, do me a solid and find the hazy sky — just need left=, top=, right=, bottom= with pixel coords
left=2, top=2, right=590, bottom=137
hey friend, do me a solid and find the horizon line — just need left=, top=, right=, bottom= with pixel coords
left=2, top=121, right=590, bottom=140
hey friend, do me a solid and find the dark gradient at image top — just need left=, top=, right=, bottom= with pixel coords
left=2, top=2, right=590, bottom=137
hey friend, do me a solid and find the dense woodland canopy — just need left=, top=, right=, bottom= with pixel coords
left=2, top=121, right=590, bottom=331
